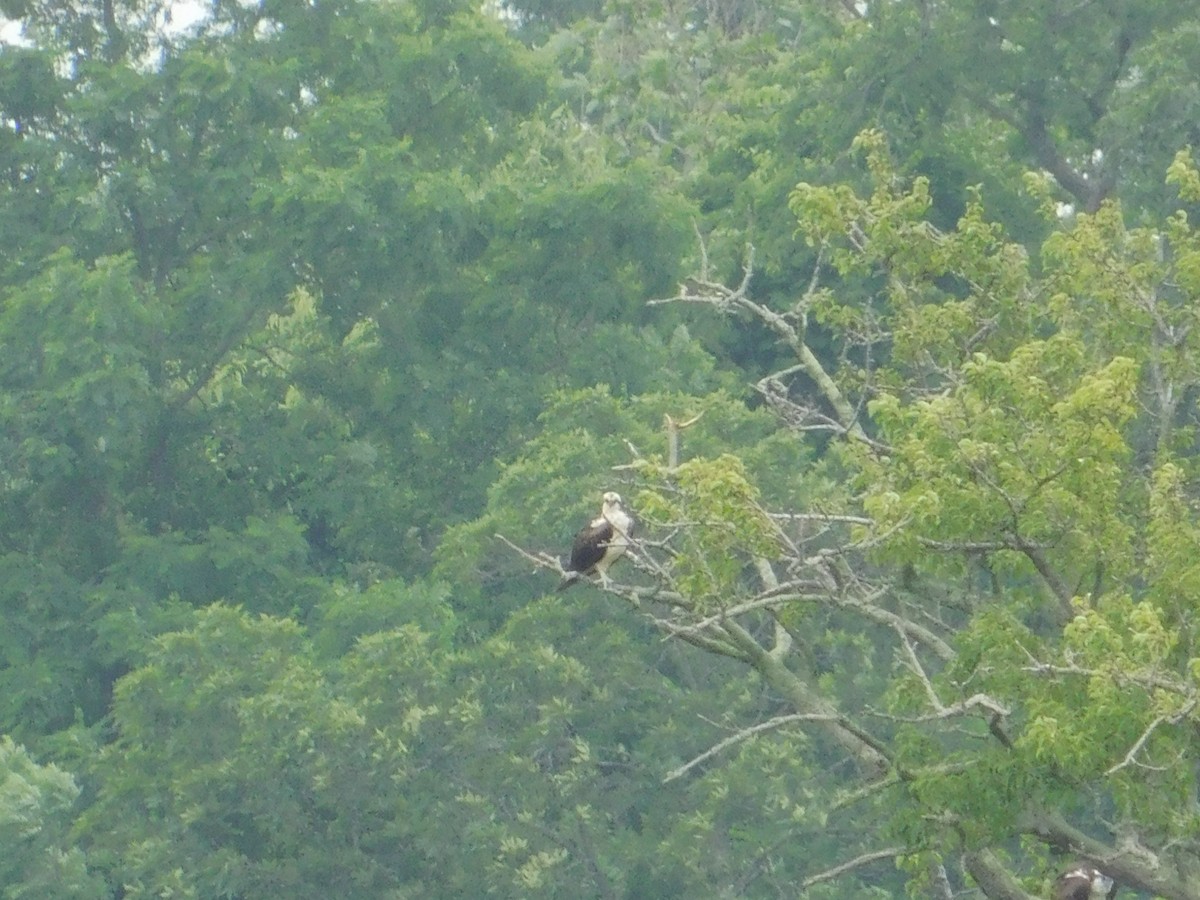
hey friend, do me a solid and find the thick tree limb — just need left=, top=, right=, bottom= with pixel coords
left=928, top=862, right=954, bottom=900
left=962, top=849, right=1037, bottom=900
left=1021, top=809, right=1200, bottom=900
left=716, top=617, right=892, bottom=776
left=840, top=588, right=956, bottom=662
left=649, top=614, right=750, bottom=662
left=965, top=89, right=1112, bottom=212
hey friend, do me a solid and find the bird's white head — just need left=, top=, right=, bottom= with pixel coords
left=1091, top=872, right=1114, bottom=896
left=600, top=491, right=633, bottom=535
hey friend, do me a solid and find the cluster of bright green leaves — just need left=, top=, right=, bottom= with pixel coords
left=864, top=340, right=1138, bottom=584
left=798, top=136, right=1140, bottom=592
left=0, top=736, right=105, bottom=899
left=790, top=137, right=1200, bottom=887
left=637, top=454, right=780, bottom=604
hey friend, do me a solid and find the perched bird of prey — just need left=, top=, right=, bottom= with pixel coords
left=557, top=491, right=634, bottom=591
left=1054, top=865, right=1116, bottom=900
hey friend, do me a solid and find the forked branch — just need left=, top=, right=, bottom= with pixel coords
left=663, top=712, right=840, bottom=783
left=650, top=241, right=871, bottom=445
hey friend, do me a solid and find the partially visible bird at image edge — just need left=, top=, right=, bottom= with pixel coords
left=1053, top=865, right=1116, bottom=900
left=557, top=491, right=634, bottom=591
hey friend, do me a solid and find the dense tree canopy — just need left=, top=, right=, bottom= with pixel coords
left=4, top=0, right=1200, bottom=896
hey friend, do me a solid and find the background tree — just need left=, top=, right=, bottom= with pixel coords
left=0, top=736, right=105, bottom=898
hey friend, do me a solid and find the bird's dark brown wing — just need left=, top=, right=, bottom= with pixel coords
left=567, top=519, right=613, bottom=575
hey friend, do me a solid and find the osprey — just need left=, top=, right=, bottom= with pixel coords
left=557, top=491, right=634, bottom=591
left=1054, top=865, right=1116, bottom=900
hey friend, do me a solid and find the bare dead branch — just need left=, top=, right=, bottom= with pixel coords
left=495, top=532, right=568, bottom=576
left=839, top=588, right=957, bottom=662
left=829, top=773, right=902, bottom=812
left=1023, top=657, right=1192, bottom=697
left=671, top=592, right=822, bottom=633
left=663, top=712, right=839, bottom=783
left=879, top=693, right=1012, bottom=725
left=650, top=615, right=749, bottom=660
left=916, top=536, right=1052, bottom=553
left=715, top=616, right=892, bottom=775
left=928, top=862, right=955, bottom=900
left=1106, top=698, right=1198, bottom=776
left=651, top=245, right=873, bottom=447
left=665, top=411, right=704, bottom=470
left=1021, top=809, right=1200, bottom=899
left=895, top=626, right=1008, bottom=719
left=1106, top=713, right=1173, bottom=776
left=692, top=219, right=710, bottom=281
left=768, top=511, right=875, bottom=527
left=799, top=846, right=904, bottom=889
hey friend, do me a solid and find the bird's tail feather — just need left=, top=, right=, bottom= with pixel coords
left=556, top=573, right=581, bottom=592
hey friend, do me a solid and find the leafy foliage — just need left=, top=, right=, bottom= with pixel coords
left=5, top=0, right=1200, bottom=897
left=0, top=736, right=104, bottom=899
